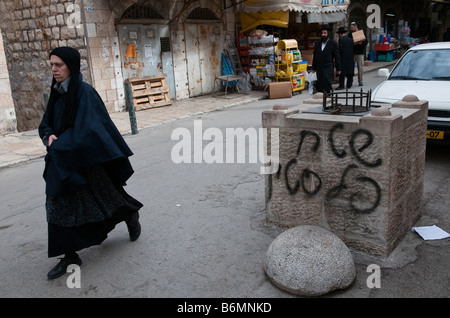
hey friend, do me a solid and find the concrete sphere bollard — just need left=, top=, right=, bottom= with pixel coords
left=264, top=225, right=356, bottom=296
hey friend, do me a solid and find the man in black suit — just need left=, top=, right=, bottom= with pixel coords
left=336, top=26, right=354, bottom=90
left=312, top=24, right=341, bottom=94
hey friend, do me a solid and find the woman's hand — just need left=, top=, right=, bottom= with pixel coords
left=48, top=134, right=58, bottom=146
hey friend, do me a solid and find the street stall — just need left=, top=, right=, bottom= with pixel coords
left=237, top=0, right=349, bottom=95
left=373, top=31, right=400, bottom=61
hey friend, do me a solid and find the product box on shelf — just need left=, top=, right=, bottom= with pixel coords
left=256, top=66, right=264, bottom=76
left=265, top=64, right=275, bottom=77
left=295, top=61, right=308, bottom=72
left=292, top=74, right=305, bottom=90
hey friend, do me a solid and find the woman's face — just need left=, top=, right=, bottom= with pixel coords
left=50, top=55, right=70, bottom=83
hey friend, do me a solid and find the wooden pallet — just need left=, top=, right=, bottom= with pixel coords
left=126, top=74, right=172, bottom=111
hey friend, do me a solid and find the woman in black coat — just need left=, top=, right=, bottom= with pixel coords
left=336, top=27, right=354, bottom=90
left=39, top=47, right=143, bottom=279
left=312, top=24, right=341, bottom=94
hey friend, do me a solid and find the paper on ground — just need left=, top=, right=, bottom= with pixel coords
left=412, top=225, right=450, bottom=240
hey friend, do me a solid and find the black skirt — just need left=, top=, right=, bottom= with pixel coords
left=46, top=164, right=143, bottom=258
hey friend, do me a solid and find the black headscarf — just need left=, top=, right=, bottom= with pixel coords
left=47, top=46, right=81, bottom=133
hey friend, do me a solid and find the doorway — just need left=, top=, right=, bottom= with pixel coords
left=118, top=24, right=175, bottom=99
left=184, top=23, right=223, bottom=97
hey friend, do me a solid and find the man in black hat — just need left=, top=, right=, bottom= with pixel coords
left=312, top=24, right=341, bottom=94
left=336, top=26, right=354, bottom=90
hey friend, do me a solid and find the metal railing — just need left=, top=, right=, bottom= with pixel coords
left=323, top=89, right=372, bottom=114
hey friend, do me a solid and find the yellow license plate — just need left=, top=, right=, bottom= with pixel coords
left=426, top=130, right=444, bottom=139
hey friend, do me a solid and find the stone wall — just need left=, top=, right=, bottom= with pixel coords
left=0, top=0, right=235, bottom=133
left=0, top=0, right=89, bottom=132
left=81, top=0, right=195, bottom=111
left=82, top=0, right=125, bottom=113
left=262, top=94, right=428, bottom=257
left=0, top=28, right=16, bottom=135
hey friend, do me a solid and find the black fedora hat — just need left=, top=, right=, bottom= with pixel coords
left=321, top=24, right=332, bottom=31
left=336, top=27, right=347, bottom=34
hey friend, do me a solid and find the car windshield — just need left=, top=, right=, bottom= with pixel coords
left=389, top=48, right=450, bottom=81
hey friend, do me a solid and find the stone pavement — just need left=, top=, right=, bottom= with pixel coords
left=0, top=61, right=395, bottom=170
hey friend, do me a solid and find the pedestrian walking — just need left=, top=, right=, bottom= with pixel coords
left=39, top=46, right=143, bottom=279
left=312, top=24, right=341, bottom=94
left=336, top=26, right=354, bottom=90
left=348, top=22, right=368, bottom=86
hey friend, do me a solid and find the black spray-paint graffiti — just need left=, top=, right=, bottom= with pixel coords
left=284, top=130, right=321, bottom=195
left=268, top=123, right=382, bottom=214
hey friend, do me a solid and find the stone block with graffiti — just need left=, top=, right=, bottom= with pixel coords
left=262, top=94, right=428, bottom=257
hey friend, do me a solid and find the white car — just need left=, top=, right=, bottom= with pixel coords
left=372, top=42, right=450, bottom=145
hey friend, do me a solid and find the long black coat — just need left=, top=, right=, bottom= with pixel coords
left=312, top=39, right=341, bottom=92
left=39, top=74, right=135, bottom=197
left=338, top=35, right=354, bottom=75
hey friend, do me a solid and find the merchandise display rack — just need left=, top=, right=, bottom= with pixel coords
left=275, top=39, right=306, bottom=92
left=238, top=29, right=278, bottom=89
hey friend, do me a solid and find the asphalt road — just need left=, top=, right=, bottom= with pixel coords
left=0, top=69, right=449, bottom=302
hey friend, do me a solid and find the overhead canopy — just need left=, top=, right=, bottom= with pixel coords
left=242, top=0, right=349, bottom=13
left=240, top=0, right=349, bottom=30
left=306, top=11, right=347, bottom=23
left=241, top=11, right=289, bottom=32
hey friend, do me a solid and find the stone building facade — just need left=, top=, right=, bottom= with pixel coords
left=0, top=30, right=15, bottom=134
left=2, top=0, right=445, bottom=135
left=0, top=0, right=237, bottom=134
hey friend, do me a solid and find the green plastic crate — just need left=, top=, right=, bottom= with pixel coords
left=378, top=54, right=386, bottom=61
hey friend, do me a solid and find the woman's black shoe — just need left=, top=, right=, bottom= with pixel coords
left=126, top=212, right=141, bottom=241
left=47, top=254, right=82, bottom=279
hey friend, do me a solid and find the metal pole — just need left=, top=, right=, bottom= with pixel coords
left=124, top=81, right=139, bottom=135
left=360, top=88, right=363, bottom=110
left=352, top=92, right=356, bottom=112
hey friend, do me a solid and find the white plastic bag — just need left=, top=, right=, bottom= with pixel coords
left=306, top=72, right=317, bottom=95
left=306, top=71, right=317, bottom=83
left=308, top=81, right=315, bottom=95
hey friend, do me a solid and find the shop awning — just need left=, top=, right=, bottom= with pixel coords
left=242, top=0, right=349, bottom=13
left=241, top=11, right=289, bottom=32
left=240, top=0, right=349, bottom=30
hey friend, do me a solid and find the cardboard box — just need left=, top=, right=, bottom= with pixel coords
left=352, top=30, right=366, bottom=43
left=268, top=81, right=292, bottom=99
left=301, top=50, right=314, bottom=66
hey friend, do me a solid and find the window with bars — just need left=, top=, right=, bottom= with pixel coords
left=160, top=37, right=171, bottom=52
left=121, top=4, right=164, bottom=20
